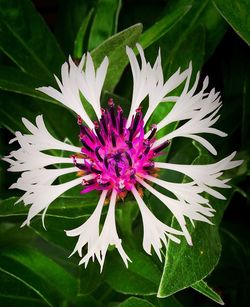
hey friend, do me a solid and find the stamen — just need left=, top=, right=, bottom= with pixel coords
left=153, top=140, right=170, bottom=154
left=118, top=106, right=124, bottom=135
left=81, top=140, right=94, bottom=152
left=75, top=163, right=87, bottom=170
left=95, top=146, right=103, bottom=162
left=94, top=121, right=105, bottom=146
left=100, top=115, right=108, bottom=135
left=81, top=125, right=94, bottom=142
left=91, top=165, right=102, bottom=174
left=144, top=145, right=151, bottom=155
left=100, top=182, right=110, bottom=187
left=147, top=124, right=157, bottom=140
left=126, top=140, right=133, bottom=149
left=125, top=152, right=132, bottom=166
left=115, top=163, right=120, bottom=177
left=104, top=156, right=109, bottom=169
left=77, top=115, right=83, bottom=125
left=108, top=98, right=116, bottom=128
left=132, top=110, right=141, bottom=133
left=111, top=132, right=116, bottom=147
left=143, top=161, right=155, bottom=170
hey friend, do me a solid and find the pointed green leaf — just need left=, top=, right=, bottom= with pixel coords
left=74, top=8, right=94, bottom=58
left=157, top=151, right=235, bottom=298
left=119, top=297, right=155, bottom=307
left=0, top=246, right=78, bottom=306
left=105, top=245, right=161, bottom=295
left=0, top=66, right=58, bottom=104
left=0, top=0, right=65, bottom=80
left=192, top=279, right=224, bottom=305
left=213, top=0, right=250, bottom=46
left=140, top=0, right=193, bottom=48
left=91, top=23, right=143, bottom=92
left=88, top=0, right=121, bottom=50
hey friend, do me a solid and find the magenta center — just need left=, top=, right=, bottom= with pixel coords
left=73, top=99, right=169, bottom=196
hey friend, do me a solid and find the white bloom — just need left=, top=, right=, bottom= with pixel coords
left=3, top=45, right=243, bottom=270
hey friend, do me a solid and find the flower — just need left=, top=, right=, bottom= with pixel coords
left=3, top=43, right=242, bottom=271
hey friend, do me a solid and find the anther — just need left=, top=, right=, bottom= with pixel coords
left=100, top=182, right=110, bottom=187
left=91, top=165, right=102, bottom=174
left=81, top=125, right=94, bottom=142
left=77, top=115, right=83, bottom=125
left=94, top=123, right=105, bottom=146
left=100, top=116, right=108, bottom=135
left=143, top=161, right=155, bottom=170
left=115, top=163, right=120, bottom=177
left=144, top=145, right=151, bottom=155
left=95, top=146, right=103, bottom=162
left=108, top=98, right=116, bottom=128
left=147, top=124, right=157, bottom=140
left=75, top=163, right=87, bottom=170
left=118, top=106, right=124, bottom=135
left=124, top=152, right=132, bottom=166
left=104, top=156, right=109, bottom=169
left=111, top=132, right=116, bottom=147
left=81, top=140, right=94, bottom=152
left=132, top=110, right=141, bottom=133
left=125, top=140, right=133, bottom=149
left=153, top=140, right=170, bottom=154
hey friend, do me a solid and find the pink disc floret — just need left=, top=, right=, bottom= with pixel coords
left=73, top=99, right=170, bottom=197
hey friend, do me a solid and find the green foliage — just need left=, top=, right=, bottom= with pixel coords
left=0, top=0, right=249, bottom=306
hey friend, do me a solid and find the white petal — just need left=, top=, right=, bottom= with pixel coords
left=18, top=175, right=93, bottom=227
left=136, top=177, right=216, bottom=245
left=66, top=190, right=108, bottom=260
left=155, top=152, right=243, bottom=198
left=77, top=189, right=131, bottom=271
left=131, top=186, right=182, bottom=260
left=10, top=115, right=82, bottom=153
left=3, top=146, right=76, bottom=172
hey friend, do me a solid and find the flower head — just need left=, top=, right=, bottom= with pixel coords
left=3, top=44, right=242, bottom=271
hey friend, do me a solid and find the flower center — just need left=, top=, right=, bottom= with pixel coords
left=73, top=99, right=170, bottom=196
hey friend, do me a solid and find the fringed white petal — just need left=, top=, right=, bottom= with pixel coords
left=3, top=145, right=79, bottom=172
left=66, top=190, right=108, bottom=263
left=76, top=53, right=109, bottom=120
left=155, top=152, right=243, bottom=199
left=136, top=177, right=216, bottom=245
left=71, top=189, right=131, bottom=271
left=147, top=65, right=227, bottom=154
left=10, top=115, right=81, bottom=153
left=131, top=186, right=182, bottom=260
left=126, top=44, right=148, bottom=126
left=13, top=175, right=93, bottom=227
left=141, top=174, right=209, bottom=205
left=38, top=53, right=108, bottom=128
left=143, top=54, right=189, bottom=125
left=11, top=166, right=78, bottom=186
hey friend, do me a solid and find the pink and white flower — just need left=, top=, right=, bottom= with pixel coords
left=3, top=44, right=242, bottom=271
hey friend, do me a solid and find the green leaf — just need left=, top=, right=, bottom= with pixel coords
left=119, top=297, right=155, bottom=307
left=105, top=246, right=161, bottom=295
left=88, top=0, right=121, bottom=50
left=0, top=271, right=46, bottom=307
left=140, top=0, right=193, bottom=48
left=55, top=0, right=94, bottom=55
left=0, top=246, right=78, bottom=306
left=91, top=23, right=143, bottom=92
left=0, top=66, right=58, bottom=104
left=157, top=150, right=234, bottom=298
left=0, top=194, right=98, bottom=219
left=213, top=0, right=250, bottom=46
left=74, top=8, right=94, bottom=59
left=0, top=0, right=65, bottom=80
left=192, top=279, right=224, bottom=305
left=0, top=92, right=79, bottom=145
